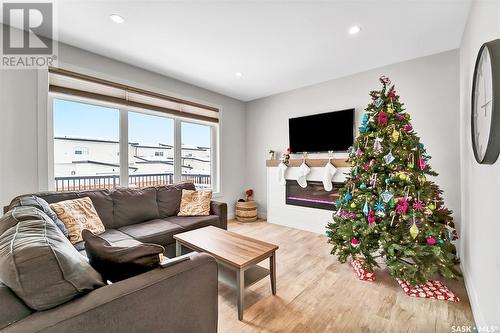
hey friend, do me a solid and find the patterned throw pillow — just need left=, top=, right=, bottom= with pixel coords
left=50, top=197, right=105, bottom=244
left=177, top=190, right=212, bottom=216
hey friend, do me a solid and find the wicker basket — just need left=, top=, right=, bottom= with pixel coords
left=235, top=200, right=258, bottom=222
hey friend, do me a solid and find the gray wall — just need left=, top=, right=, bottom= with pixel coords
left=0, top=42, right=247, bottom=215
left=245, top=50, right=461, bottom=229
left=459, top=0, right=500, bottom=326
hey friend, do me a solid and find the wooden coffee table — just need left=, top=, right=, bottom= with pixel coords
left=174, top=226, right=279, bottom=320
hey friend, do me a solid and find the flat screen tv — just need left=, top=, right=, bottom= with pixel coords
left=289, top=109, right=354, bottom=153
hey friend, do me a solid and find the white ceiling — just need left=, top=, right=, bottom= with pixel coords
left=52, top=0, right=471, bottom=101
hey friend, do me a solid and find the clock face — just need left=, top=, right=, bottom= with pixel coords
left=472, top=46, right=493, bottom=162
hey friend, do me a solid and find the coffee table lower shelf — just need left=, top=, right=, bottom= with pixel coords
left=218, top=264, right=270, bottom=289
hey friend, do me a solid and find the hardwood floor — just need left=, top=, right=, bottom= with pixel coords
left=218, top=221, right=474, bottom=333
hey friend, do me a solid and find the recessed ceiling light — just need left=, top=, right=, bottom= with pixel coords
left=110, top=14, right=125, bottom=24
left=235, top=72, right=243, bottom=77
left=348, top=25, right=361, bottom=35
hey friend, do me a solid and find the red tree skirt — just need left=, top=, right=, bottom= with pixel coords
left=351, top=258, right=376, bottom=281
left=396, top=279, right=459, bottom=302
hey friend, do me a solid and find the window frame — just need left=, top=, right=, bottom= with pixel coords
left=47, top=93, right=220, bottom=194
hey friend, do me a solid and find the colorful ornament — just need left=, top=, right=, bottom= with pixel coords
left=387, top=107, right=394, bottom=114
left=399, top=173, right=407, bottom=181
left=360, top=183, right=367, bottom=190
left=367, top=210, right=376, bottom=224
left=355, top=148, right=363, bottom=158
left=389, top=197, right=396, bottom=208
left=363, top=200, right=369, bottom=216
left=374, top=98, right=383, bottom=108
left=350, top=202, right=356, bottom=208
left=407, top=153, right=415, bottom=169
left=363, top=164, right=370, bottom=171
left=413, top=200, right=425, bottom=211
left=373, top=137, right=383, bottom=153
left=380, top=189, right=393, bottom=203
left=388, top=91, right=396, bottom=98
left=418, top=158, right=426, bottom=170
left=391, top=129, right=400, bottom=142
left=374, top=202, right=385, bottom=212
left=396, top=198, right=409, bottom=215
left=396, top=114, right=404, bottom=120
left=428, top=203, right=436, bottom=211
left=418, top=174, right=426, bottom=185
left=377, top=111, right=388, bottom=126
left=404, top=123, right=413, bottom=132
left=344, top=192, right=352, bottom=203
left=410, top=222, right=419, bottom=239
left=384, top=151, right=395, bottom=164
left=439, top=239, right=444, bottom=245
left=351, top=238, right=359, bottom=246
left=426, top=237, right=436, bottom=245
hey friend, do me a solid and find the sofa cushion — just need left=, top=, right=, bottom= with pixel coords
left=166, top=215, right=219, bottom=231
left=32, top=191, right=80, bottom=204
left=9, top=195, right=69, bottom=237
left=50, top=197, right=106, bottom=244
left=73, top=229, right=142, bottom=255
left=83, top=230, right=164, bottom=282
left=0, top=207, right=105, bottom=311
left=157, top=182, right=196, bottom=217
left=178, top=190, right=212, bottom=216
left=119, top=219, right=183, bottom=245
left=78, top=190, right=114, bottom=228
left=112, top=187, right=159, bottom=228
left=0, top=283, right=32, bottom=330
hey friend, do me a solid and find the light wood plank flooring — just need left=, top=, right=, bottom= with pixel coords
left=218, top=221, right=474, bottom=333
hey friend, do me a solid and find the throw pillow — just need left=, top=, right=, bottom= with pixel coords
left=82, top=230, right=164, bottom=282
left=177, top=189, right=212, bottom=216
left=9, top=195, right=69, bottom=237
left=50, top=197, right=105, bottom=244
left=0, top=207, right=105, bottom=311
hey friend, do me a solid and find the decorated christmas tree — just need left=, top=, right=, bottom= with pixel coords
left=327, top=76, right=460, bottom=286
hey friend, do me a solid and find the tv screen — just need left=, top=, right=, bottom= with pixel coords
left=289, top=109, right=354, bottom=153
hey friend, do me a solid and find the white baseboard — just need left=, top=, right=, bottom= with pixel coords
left=461, top=263, right=484, bottom=327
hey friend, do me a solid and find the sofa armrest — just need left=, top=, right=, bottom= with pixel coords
left=3, top=253, right=218, bottom=333
left=210, top=201, right=227, bottom=230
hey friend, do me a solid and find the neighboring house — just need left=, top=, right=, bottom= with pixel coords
left=54, top=137, right=211, bottom=178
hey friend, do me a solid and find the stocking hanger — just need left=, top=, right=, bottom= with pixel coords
left=328, top=150, right=334, bottom=162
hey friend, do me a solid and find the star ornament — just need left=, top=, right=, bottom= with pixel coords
left=413, top=200, right=425, bottom=211
left=374, top=202, right=385, bottom=212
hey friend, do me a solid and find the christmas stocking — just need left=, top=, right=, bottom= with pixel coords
left=277, top=162, right=288, bottom=185
left=322, top=161, right=337, bottom=191
left=297, top=162, right=310, bottom=188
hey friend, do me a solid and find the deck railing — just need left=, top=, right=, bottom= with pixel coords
left=54, top=173, right=211, bottom=191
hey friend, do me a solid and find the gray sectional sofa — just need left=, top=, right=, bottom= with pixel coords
left=0, top=182, right=226, bottom=333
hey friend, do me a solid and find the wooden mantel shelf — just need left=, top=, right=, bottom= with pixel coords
left=266, top=158, right=350, bottom=168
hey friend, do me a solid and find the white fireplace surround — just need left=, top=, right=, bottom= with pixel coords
left=266, top=163, right=348, bottom=234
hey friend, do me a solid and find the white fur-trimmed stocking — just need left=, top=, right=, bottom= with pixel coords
left=277, top=162, right=288, bottom=185
left=323, top=161, right=337, bottom=191
left=297, top=162, right=310, bottom=188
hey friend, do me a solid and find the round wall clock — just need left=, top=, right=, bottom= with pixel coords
left=471, top=39, right=500, bottom=164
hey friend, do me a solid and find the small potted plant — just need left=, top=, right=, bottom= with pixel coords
left=268, top=150, right=276, bottom=160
